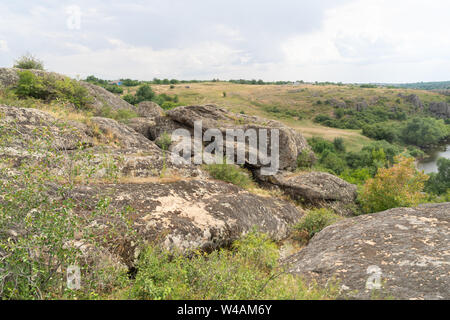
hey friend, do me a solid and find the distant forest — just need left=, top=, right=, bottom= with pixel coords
left=383, top=81, right=450, bottom=90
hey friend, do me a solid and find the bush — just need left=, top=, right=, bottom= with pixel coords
left=135, top=84, right=155, bottom=102
left=13, top=53, right=44, bottom=70
left=359, top=156, right=429, bottom=213
left=333, top=137, right=346, bottom=153
left=105, top=85, right=124, bottom=94
left=320, top=150, right=347, bottom=175
left=155, top=132, right=172, bottom=150
left=122, top=93, right=138, bottom=105
left=339, top=167, right=372, bottom=185
left=308, top=137, right=335, bottom=154
left=297, top=151, right=315, bottom=169
left=294, top=209, right=342, bottom=241
left=0, top=120, right=130, bottom=299
left=129, top=231, right=338, bottom=300
left=425, top=157, right=450, bottom=195
left=52, top=77, right=92, bottom=110
left=362, top=123, right=398, bottom=143
left=14, top=70, right=48, bottom=99
left=14, top=71, right=92, bottom=109
left=400, top=117, right=449, bottom=147
left=204, top=162, right=255, bottom=190
left=160, top=101, right=177, bottom=110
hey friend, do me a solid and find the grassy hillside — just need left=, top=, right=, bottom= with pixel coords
left=122, top=82, right=448, bottom=151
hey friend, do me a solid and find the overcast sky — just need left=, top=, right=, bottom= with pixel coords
left=1, top=0, right=449, bottom=83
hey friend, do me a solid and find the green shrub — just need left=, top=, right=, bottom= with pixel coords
left=14, top=70, right=48, bottom=99
left=14, top=71, right=92, bottom=110
left=0, top=119, right=131, bottom=299
left=308, top=137, right=335, bottom=154
left=105, top=85, right=124, bottom=94
left=297, top=151, right=315, bottom=169
left=362, top=123, right=398, bottom=143
left=339, top=167, right=371, bottom=185
left=53, top=77, right=92, bottom=110
left=319, top=150, right=347, bottom=175
left=160, top=101, right=177, bottom=110
left=13, top=53, right=44, bottom=70
left=122, top=93, right=138, bottom=105
left=129, top=231, right=338, bottom=300
left=294, top=209, right=342, bottom=241
left=155, top=132, right=172, bottom=150
left=425, top=157, right=450, bottom=195
left=204, top=162, right=255, bottom=190
left=359, top=156, right=429, bottom=213
left=333, top=137, right=346, bottom=153
left=400, top=117, right=449, bottom=147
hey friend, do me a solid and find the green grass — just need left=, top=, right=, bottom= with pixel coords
left=203, top=162, right=256, bottom=190
left=293, top=208, right=343, bottom=242
left=126, top=231, right=339, bottom=300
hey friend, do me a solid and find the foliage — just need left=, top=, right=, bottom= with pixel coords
left=128, top=231, right=338, bottom=300
left=425, top=157, right=450, bottom=195
left=293, top=209, right=342, bottom=241
left=13, top=53, right=44, bottom=70
left=333, top=137, right=346, bottom=153
left=204, top=161, right=255, bottom=190
left=0, top=119, right=131, bottom=299
left=362, top=123, right=398, bottom=143
left=155, top=132, right=172, bottom=151
left=95, top=105, right=138, bottom=121
left=296, top=151, right=315, bottom=169
left=135, top=84, right=155, bottom=102
left=122, top=84, right=180, bottom=109
left=14, top=71, right=92, bottom=110
left=339, top=167, right=372, bottom=185
left=400, top=117, right=449, bottom=147
left=359, top=156, right=429, bottom=213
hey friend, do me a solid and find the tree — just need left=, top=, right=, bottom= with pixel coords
left=135, top=84, right=155, bottom=103
left=425, top=158, right=450, bottom=195
left=400, top=117, right=449, bottom=147
left=13, top=53, right=44, bottom=70
left=359, top=156, right=429, bottom=213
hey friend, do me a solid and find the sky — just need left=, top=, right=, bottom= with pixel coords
left=1, top=0, right=449, bottom=83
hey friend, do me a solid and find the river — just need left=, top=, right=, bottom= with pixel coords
left=417, top=144, right=450, bottom=173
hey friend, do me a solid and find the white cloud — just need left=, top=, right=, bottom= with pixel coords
left=1, top=0, right=450, bottom=82
left=278, top=0, right=450, bottom=82
left=44, top=41, right=244, bottom=80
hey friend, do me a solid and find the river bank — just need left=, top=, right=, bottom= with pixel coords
left=417, top=143, right=450, bottom=173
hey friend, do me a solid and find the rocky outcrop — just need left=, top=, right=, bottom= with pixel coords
left=147, top=116, right=190, bottom=141
left=398, top=93, right=424, bottom=110
left=287, top=203, right=450, bottom=300
left=136, top=101, right=165, bottom=118
left=255, top=171, right=358, bottom=216
left=0, top=105, right=201, bottom=179
left=78, top=81, right=136, bottom=112
left=429, top=102, right=450, bottom=118
left=355, top=100, right=368, bottom=112
left=125, top=118, right=156, bottom=139
left=71, top=179, right=304, bottom=266
left=161, top=104, right=313, bottom=171
left=329, top=98, right=347, bottom=109
left=89, top=117, right=159, bottom=151
left=0, top=68, right=136, bottom=113
left=0, top=105, right=92, bottom=150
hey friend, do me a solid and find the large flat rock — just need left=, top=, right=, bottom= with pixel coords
left=71, top=179, right=304, bottom=266
left=287, top=203, right=450, bottom=300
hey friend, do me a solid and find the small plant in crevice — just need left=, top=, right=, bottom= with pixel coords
left=293, top=208, right=342, bottom=244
